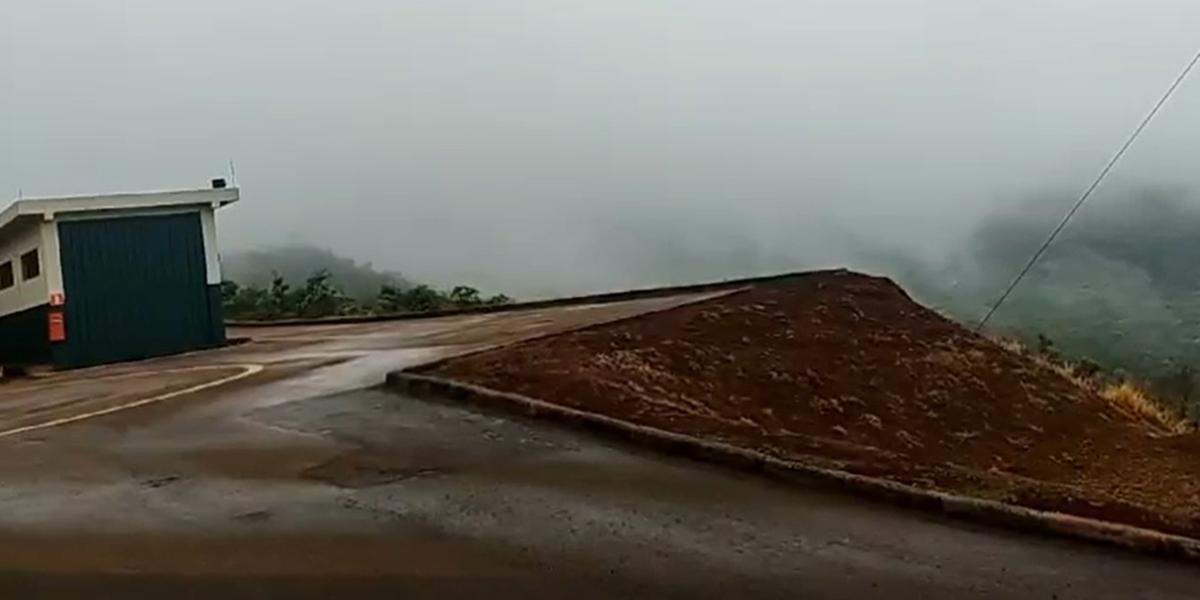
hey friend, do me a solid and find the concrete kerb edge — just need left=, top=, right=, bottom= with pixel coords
left=384, top=371, right=1200, bottom=565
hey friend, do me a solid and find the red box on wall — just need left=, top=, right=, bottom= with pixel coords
left=48, top=312, right=66, bottom=342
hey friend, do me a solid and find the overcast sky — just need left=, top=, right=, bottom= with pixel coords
left=3, top=1, right=1198, bottom=295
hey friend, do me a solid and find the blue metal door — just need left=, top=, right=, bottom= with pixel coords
left=57, top=212, right=216, bottom=368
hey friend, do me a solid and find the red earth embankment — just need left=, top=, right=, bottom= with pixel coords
left=425, top=270, right=1200, bottom=538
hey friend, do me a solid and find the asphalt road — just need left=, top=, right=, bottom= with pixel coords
left=0, top=295, right=1195, bottom=598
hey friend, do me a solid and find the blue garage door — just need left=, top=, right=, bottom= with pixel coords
left=57, top=212, right=217, bottom=368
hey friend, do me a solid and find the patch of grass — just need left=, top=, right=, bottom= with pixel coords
left=1100, top=381, right=1190, bottom=435
left=1036, top=357, right=1098, bottom=391
left=991, top=336, right=1025, bottom=356
left=990, top=334, right=1190, bottom=434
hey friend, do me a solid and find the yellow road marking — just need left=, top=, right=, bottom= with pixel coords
left=0, top=364, right=265, bottom=439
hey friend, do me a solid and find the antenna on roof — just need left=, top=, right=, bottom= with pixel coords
left=17, top=189, right=22, bottom=201
left=229, top=159, right=237, bottom=187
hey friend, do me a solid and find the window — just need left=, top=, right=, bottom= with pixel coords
left=0, top=262, right=12, bottom=290
left=21, top=249, right=40, bottom=281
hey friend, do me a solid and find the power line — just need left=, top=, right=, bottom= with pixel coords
left=976, top=46, right=1200, bottom=332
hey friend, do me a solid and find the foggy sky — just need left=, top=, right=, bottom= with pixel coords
left=3, top=1, right=1199, bottom=296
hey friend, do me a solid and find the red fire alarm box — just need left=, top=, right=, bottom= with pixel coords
left=48, top=312, right=66, bottom=342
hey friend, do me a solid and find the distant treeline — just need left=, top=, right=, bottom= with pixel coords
left=222, top=244, right=411, bottom=300
left=222, top=272, right=511, bottom=320
left=219, top=245, right=510, bottom=320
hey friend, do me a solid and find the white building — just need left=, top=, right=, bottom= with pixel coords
left=0, top=184, right=238, bottom=368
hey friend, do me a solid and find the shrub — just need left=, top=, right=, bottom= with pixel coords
left=223, top=272, right=512, bottom=320
left=1100, top=381, right=1190, bottom=435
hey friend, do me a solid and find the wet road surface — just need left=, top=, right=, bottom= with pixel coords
left=0, top=294, right=1195, bottom=598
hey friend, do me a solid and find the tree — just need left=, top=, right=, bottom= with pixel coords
left=398, top=284, right=446, bottom=312
left=449, top=285, right=482, bottom=306
left=227, top=272, right=511, bottom=320
left=485, top=293, right=513, bottom=306
left=220, top=280, right=240, bottom=304
left=296, top=269, right=349, bottom=317
left=222, top=280, right=271, bottom=320
left=376, top=284, right=405, bottom=314
left=266, top=273, right=293, bottom=319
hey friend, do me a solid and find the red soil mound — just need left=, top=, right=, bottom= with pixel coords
left=426, top=271, right=1200, bottom=538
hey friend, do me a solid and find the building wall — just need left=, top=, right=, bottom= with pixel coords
left=54, top=204, right=227, bottom=350
left=1, top=187, right=235, bottom=367
left=53, top=211, right=223, bottom=368
left=0, top=220, right=56, bottom=364
left=55, top=205, right=222, bottom=284
left=2, top=201, right=227, bottom=367
left=199, top=206, right=222, bottom=284
left=0, top=220, right=51, bottom=317
left=199, top=206, right=226, bottom=343
left=39, top=219, right=65, bottom=302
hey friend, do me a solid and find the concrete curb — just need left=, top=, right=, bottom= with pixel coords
left=227, top=269, right=858, bottom=328
left=385, top=371, right=1200, bottom=564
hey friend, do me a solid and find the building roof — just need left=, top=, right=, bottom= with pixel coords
left=0, top=187, right=239, bottom=237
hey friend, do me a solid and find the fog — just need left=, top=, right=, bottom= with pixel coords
left=3, top=1, right=1199, bottom=303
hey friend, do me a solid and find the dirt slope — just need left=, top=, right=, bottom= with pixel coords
left=426, top=270, right=1200, bottom=538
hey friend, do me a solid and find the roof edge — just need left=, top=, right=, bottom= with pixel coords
left=0, top=187, right=239, bottom=234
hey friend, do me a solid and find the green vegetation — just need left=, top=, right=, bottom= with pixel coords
left=994, top=334, right=1192, bottom=432
left=222, top=244, right=410, bottom=300
left=873, top=186, right=1200, bottom=421
left=220, top=249, right=511, bottom=324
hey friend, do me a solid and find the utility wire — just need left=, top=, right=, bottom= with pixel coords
left=976, top=47, right=1200, bottom=332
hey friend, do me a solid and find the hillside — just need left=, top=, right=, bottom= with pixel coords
left=425, top=270, right=1200, bottom=538
left=223, top=245, right=409, bottom=300
left=874, top=187, right=1200, bottom=417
